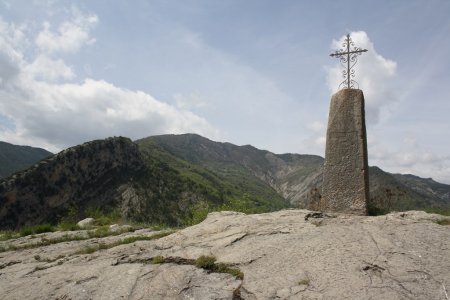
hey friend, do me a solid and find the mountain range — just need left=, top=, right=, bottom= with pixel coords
left=1, top=134, right=449, bottom=229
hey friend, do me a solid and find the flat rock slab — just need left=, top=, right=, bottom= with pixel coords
left=1, top=210, right=450, bottom=299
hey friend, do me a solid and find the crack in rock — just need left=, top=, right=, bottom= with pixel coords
left=0, top=260, right=21, bottom=269
left=362, top=263, right=386, bottom=273
left=304, top=211, right=336, bottom=221
left=75, top=275, right=98, bottom=284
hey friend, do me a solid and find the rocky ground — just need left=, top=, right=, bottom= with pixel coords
left=1, top=209, right=449, bottom=299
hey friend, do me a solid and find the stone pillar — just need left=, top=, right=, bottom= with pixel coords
left=321, top=89, right=369, bottom=215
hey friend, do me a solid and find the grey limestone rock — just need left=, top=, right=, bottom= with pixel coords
left=1, top=210, right=449, bottom=299
left=77, top=217, right=95, bottom=228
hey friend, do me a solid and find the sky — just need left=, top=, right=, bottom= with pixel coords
left=0, top=1, right=449, bottom=183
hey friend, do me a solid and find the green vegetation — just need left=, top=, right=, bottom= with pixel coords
left=298, top=278, right=310, bottom=286
left=20, top=224, right=54, bottom=236
left=367, top=202, right=389, bottom=216
left=0, top=141, right=52, bottom=178
left=1, top=222, right=80, bottom=241
left=0, top=234, right=86, bottom=253
left=0, top=222, right=129, bottom=243
left=436, top=219, right=450, bottom=226
left=75, top=230, right=175, bottom=255
left=195, top=255, right=244, bottom=280
left=1, top=208, right=133, bottom=242
left=0, top=228, right=174, bottom=254
left=368, top=166, right=450, bottom=214
left=85, top=207, right=123, bottom=226
left=133, top=135, right=291, bottom=227
left=76, top=245, right=99, bottom=255
left=0, top=226, right=146, bottom=253
left=149, top=254, right=244, bottom=280
left=195, top=255, right=217, bottom=269
left=3, top=133, right=450, bottom=232
left=87, top=226, right=114, bottom=238
left=0, top=230, right=19, bottom=241
left=151, top=255, right=165, bottom=264
left=57, top=222, right=81, bottom=231
left=424, top=208, right=450, bottom=216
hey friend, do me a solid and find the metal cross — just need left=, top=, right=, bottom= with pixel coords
left=330, top=34, right=368, bottom=89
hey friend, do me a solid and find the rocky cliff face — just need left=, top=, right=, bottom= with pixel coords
left=0, top=137, right=143, bottom=229
left=0, top=210, right=449, bottom=299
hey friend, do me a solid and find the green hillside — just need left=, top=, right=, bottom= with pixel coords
left=143, top=134, right=450, bottom=214
left=0, top=141, right=52, bottom=178
left=1, top=134, right=449, bottom=230
left=136, top=136, right=290, bottom=216
left=0, top=136, right=290, bottom=229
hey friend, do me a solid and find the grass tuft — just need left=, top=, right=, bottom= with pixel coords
left=57, top=222, right=81, bottom=231
left=20, top=224, right=54, bottom=237
left=76, top=245, right=98, bottom=255
left=195, top=255, right=217, bottom=269
left=0, top=230, right=19, bottom=241
left=216, top=262, right=244, bottom=280
left=195, top=255, right=244, bottom=279
left=152, top=256, right=165, bottom=264
left=298, top=278, right=310, bottom=286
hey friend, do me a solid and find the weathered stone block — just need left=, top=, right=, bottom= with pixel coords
left=321, top=89, right=369, bottom=215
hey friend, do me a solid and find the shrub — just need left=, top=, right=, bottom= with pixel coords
left=19, top=227, right=33, bottom=237
left=195, top=255, right=217, bottom=270
left=185, top=202, right=210, bottom=226
left=34, top=224, right=55, bottom=234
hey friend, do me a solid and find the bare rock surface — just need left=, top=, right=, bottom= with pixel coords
left=77, top=218, right=95, bottom=228
left=1, top=210, right=450, bottom=299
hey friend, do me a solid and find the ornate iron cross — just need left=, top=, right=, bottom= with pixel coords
left=330, top=34, right=368, bottom=89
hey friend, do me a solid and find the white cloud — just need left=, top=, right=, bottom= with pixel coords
left=1, top=79, right=218, bottom=149
left=326, top=31, right=397, bottom=124
left=0, top=12, right=219, bottom=152
left=174, top=92, right=209, bottom=110
left=307, top=121, right=325, bottom=133
left=369, top=136, right=450, bottom=183
left=35, top=9, right=98, bottom=54
left=0, top=19, right=27, bottom=86
left=25, top=55, right=74, bottom=81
